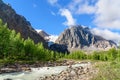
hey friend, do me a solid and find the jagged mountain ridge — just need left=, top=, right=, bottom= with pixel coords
left=55, top=25, right=116, bottom=52
left=0, top=0, right=46, bottom=45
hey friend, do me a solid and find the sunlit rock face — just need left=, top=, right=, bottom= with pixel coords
left=56, top=25, right=117, bottom=52
left=0, top=0, right=46, bottom=46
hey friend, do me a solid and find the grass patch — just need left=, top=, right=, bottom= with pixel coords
left=92, top=61, right=120, bottom=80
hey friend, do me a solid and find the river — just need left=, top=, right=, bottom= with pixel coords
left=0, top=63, right=89, bottom=80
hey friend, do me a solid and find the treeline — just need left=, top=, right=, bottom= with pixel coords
left=0, top=19, right=64, bottom=61
left=65, top=48, right=120, bottom=61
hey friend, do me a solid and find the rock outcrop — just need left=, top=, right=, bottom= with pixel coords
left=0, top=0, right=46, bottom=45
left=56, top=25, right=116, bottom=52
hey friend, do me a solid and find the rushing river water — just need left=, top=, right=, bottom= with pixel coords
left=0, top=63, right=89, bottom=80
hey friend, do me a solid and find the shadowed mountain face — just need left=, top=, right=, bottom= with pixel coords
left=38, top=30, right=50, bottom=39
left=0, top=0, right=46, bottom=45
left=56, top=25, right=117, bottom=52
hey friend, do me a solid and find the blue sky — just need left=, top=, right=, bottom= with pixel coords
left=3, top=0, right=120, bottom=43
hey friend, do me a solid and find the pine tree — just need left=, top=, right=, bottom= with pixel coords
left=0, top=19, right=11, bottom=58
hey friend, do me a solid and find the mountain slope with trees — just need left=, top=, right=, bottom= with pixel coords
left=0, top=0, right=46, bottom=46
left=0, top=19, right=64, bottom=62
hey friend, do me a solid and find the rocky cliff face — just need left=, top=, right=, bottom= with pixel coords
left=56, top=25, right=116, bottom=52
left=0, top=0, right=46, bottom=45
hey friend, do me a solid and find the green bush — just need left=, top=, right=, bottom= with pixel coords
left=65, top=51, right=87, bottom=60
left=65, top=48, right=120, bottom=61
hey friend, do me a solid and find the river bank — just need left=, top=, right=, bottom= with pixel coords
left=0, top=60, right=98, bottom=80
left=0, top=60, right=78, bottom=74
left=39, top=62, right=97, bottom=80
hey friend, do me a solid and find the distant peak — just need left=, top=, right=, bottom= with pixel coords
left=56, top=25, right=117, bottom=52
left=67, top=25, right=90, bottom=32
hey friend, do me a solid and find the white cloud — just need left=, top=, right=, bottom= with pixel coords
left=91, top=28, right=120, bottom=44
left=47, top=0, right=120, bottom=30
left=68, top=0, right=96, bottom=14
left=59, top=8, right=76, bottom=26
left=68, top=0, right=82, bottom=12
left=94, top=0, right=120, bottom=29
left=48, top=0, right=58, bottom=5
left=68, top=0, right=120, bottom=30
left=76, top=3, right=96, bottom=14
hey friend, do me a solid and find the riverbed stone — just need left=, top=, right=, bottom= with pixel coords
left=39, top=62, right=97, bottom=80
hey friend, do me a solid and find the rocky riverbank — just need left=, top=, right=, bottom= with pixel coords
left=0, top=60, right=75, bottom=74
left=0, top=60, right=98, bottom=80
left=39, top=62, right=97, bottom=80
